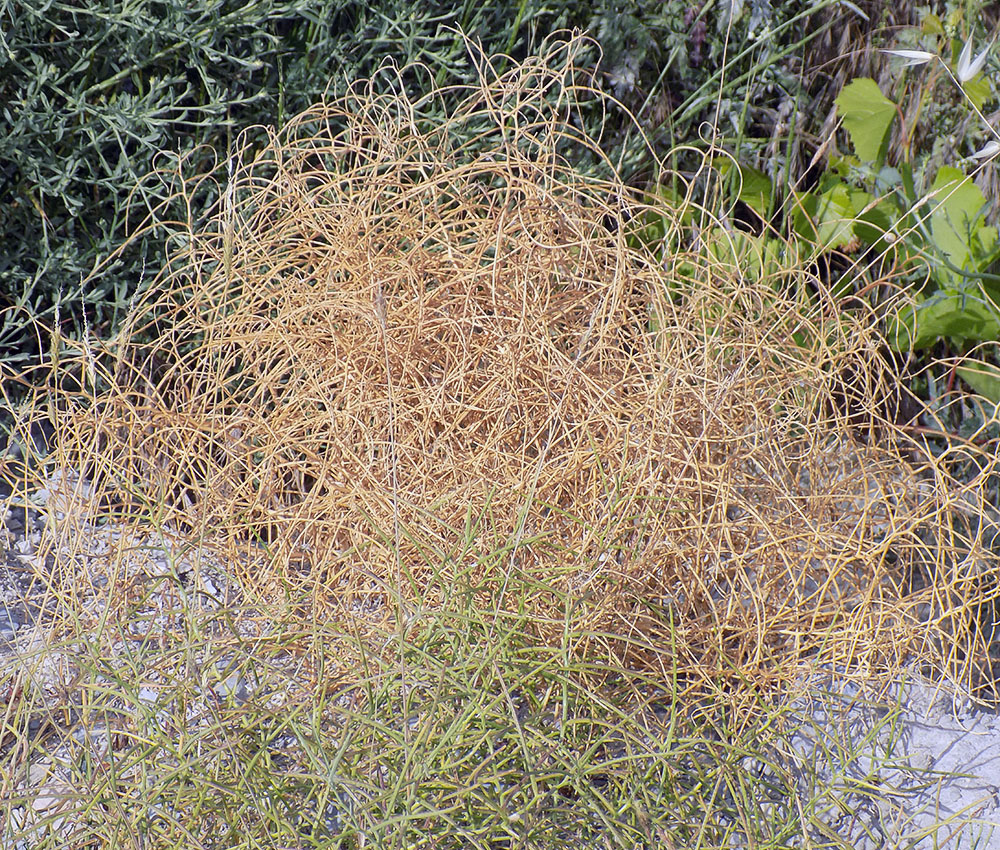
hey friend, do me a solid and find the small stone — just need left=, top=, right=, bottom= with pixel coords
left=216, top=673, right=248, bottom=705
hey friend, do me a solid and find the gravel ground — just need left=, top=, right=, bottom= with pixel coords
left=766, top=668, right=1000, bottom=849
left=3, top=424, right=1000, bottom=848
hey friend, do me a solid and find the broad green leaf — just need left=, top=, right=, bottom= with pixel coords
left=875, top=166, right=903, bottom=193
left=628, top=185, right=691, bottom=254
left=921, top=12, right=944, bottom=34
left=703, top=227, right=791, bottom=282
left=714, top=159, right=774, bottom=219
left=957, top=361, right=1000, bottom=402
left=734, top=163, right=773, bottom=219
left=853, top=196, right=898, bottom=245
left=889, top=287, right=1000, bottom=350
left=826, top=154, right=856, bottom=178
left=795, top=184, right=867, bottom=250
left=835, top=78, right=897, bottom=163
left=977, top=225, right=1000, bottom=265
left=963, top=75, right=991, bottom=112
left=928, top=166, right=993, bottom=284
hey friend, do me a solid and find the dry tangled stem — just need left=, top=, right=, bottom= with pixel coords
left=14, top=35, right=1000, bottom=703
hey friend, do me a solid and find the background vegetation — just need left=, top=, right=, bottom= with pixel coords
left=3, top=0, right=913, bottom=372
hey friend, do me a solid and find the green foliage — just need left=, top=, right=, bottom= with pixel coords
left=2, top=0, right=844, bottom=381
left=833, top=82, right=1000, bottom=354
left=0, top=1, right=580, bottom=373
left=622, top=4, right=1000, bottom=408
left=703, top=13, right=1000, bottom=373
left=834, top=78, right=896, bottom=163
left=820, top=77, right=999, bottom=295
left=2, top=1, right=295, bottom=369
left=956, top=359, right=1000, bottom=401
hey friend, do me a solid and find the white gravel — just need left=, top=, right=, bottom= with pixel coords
left=4, top=458, right=1000, bottom=847
left=769, top=668, right=1000, bottom=849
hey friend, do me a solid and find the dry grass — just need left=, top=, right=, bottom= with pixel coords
left=3, top=33, right=1000, bottom=848
left=15, top=34, right=1000, bottom=703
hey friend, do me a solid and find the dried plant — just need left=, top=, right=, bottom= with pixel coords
left=4, top=35, right=1000, bottom=848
